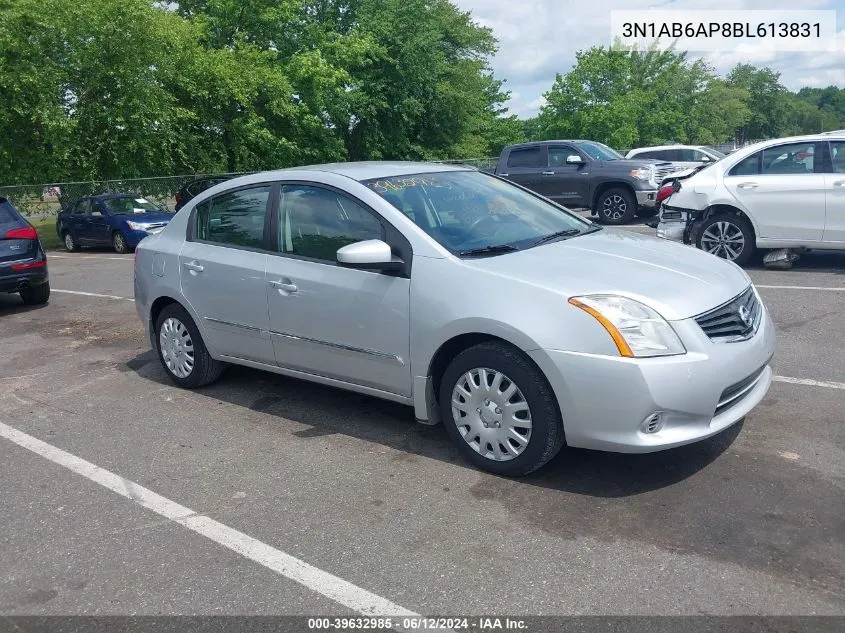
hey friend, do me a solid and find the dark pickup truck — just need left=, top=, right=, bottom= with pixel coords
left=491, top=140, right=679, bottom=224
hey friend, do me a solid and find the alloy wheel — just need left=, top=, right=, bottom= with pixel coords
left=602, top=194, right=627, bottom=221
left=450, top=368, right=532, bottom=462
left=700, top=221, right=745, bottom=261
left=159, top=317, right=195, bottom=378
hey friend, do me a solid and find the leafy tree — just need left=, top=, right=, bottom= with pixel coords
left=536, top=47, right=721, bottom=149
left=726, top=64, right=790, bottom=142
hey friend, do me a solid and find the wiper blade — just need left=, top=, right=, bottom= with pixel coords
left=532, top=228, right=582, bottom=246
left=458, top=244, right=519, bottom=256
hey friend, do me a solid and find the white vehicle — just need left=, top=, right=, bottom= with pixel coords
left=626, top=145, right=726, bottom=171
left=656, top=134, right=845, bottom=265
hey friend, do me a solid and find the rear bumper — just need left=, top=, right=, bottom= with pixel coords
left=0, top=269, right=48, bottom=293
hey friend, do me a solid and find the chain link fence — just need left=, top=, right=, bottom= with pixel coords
left=0, top=172, right=253, bottom=216
left=0, top=161, right=505, bottom=216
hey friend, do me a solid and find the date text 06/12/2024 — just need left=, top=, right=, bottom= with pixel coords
left=307, top=617, right=528, bottom=630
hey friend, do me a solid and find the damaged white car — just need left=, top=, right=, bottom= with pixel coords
left=656, top=133, right=845, bottom=266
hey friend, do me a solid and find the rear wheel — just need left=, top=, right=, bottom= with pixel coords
left=596, top=188, right=636, bottom=224
left=439, top=341, right=564, bottom=476
left=63, top=232, right=81, bottom=252
left=693, top=214, right=755, bottom=266
left=155, top=304, right=226, bottom=388
left=112, top=231, right=130, bottom=254
left=20, top=282, right=50, bottom=305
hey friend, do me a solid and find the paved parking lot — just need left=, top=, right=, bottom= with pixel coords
left=2, top=233, right=845, bottom=618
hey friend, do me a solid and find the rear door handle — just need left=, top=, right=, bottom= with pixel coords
left=541, top=171, right=555, bottom=176
left=270, top=280, right=298, bottom=293
left=737, top=182, right=758, bottom=189
left=183, top=260, right=204, bottom=273
left=833, top=180, right=845, bottom=187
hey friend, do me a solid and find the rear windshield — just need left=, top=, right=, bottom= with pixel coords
left=0, top=201, right=21, bottom=223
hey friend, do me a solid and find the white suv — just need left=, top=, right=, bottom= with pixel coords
left=626, top=144, right=725, bottom=170
left=656, top=134, right=845, bottom=265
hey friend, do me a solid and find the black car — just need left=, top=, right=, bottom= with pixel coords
left=0, top=198, right=50, bottom=305
left=174, top=177, right=230, bottom=211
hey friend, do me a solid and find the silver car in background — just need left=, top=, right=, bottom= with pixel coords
left=134, top=162, right=775, bottom=476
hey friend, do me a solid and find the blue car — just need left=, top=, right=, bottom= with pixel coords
left=56, top=194, right=175, bottom=253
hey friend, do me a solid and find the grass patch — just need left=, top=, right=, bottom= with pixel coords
left=28, top=216, right=62, bottom=250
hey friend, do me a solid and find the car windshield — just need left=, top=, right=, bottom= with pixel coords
left=704, top=147, right=727, bottom=159
left=362, top=171, right=595, bottom=256
left=107, top=197, right=163, bottom=214
left=573, top=141, right=623, bottom=161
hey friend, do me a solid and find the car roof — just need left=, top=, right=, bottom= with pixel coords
left=86, top=193, right=147, bottom=201
left=242, top=161, right=473, bottom=182
left=629, top=144, right=709, bottom=152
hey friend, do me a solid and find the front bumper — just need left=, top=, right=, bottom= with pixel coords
left=528, top=300, right=776, bottom=453
left=635, top=190, right=658, bottom=208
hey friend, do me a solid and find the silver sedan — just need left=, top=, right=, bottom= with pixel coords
left=134, top=162, right=776, bottom=476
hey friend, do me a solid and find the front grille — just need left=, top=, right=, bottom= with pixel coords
left=715, top=363, right=768, bottom=416
left=695, top=286, right=761, bottom=342
left=652, top=164, right=680, bottom=184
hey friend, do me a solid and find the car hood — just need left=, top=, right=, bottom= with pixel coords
left=114, top=212, right=175, bottom=223
left=466, top=229, right=751, bottom=320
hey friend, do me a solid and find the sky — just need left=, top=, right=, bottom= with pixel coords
left=452, top=0, right=845, bottom=119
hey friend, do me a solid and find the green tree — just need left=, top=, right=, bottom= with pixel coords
left=726, top=64, right=790, bottom=142
left=536, top=46, right=720, bottom=149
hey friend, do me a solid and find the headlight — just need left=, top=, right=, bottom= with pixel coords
left=630, top=167, right=653, bottom=181
left=126, top=221, right=148, bottom=231
left=568, top=295, right=686, bottom=358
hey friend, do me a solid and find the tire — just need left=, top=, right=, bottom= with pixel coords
left=596, top=187, right=637, bottom=225
left=63, top=232, right=81, bottom=252
left=636, top=206, right=659, bottom=218
left=438, top=341, right=564, bottom=477
left=692, top=213, right=756, bottom=266
left=112, top=231, right=131, bottom=254
left=154, top=303, right=226, bottom=388
left=20, top=282, right=50, bottom=305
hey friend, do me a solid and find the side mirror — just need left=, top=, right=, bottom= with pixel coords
left=566, top=154, right=584, bottom=165
left=700, top=155, right=711, bottom=162
left=337, top=239, right=404, bottom=272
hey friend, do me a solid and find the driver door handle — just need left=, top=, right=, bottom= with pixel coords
left=183, top=260, right=204, bottom=273
left=542, top=171, right=555, bottom=176
left=833, top=180, right=845, bottom=187
left=270, top=280, right=298, bottom=293
left=738, top=182, right=758, bottom=189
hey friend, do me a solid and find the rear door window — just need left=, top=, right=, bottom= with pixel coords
left=506, top=148, right=544, bottom=168
left=195, top=186, right=272, bottom=250
left=760, top=142, right=816, bottom=175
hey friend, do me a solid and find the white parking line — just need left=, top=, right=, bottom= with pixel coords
left=773, top=375, right=845, bottom=390
left=756, top=285, right=845, bottom=292
left=48, top=255, right=132, bottom=261
left=52, top=289, right=135, bottom=302
left=0, top=420, right=418, bottom=618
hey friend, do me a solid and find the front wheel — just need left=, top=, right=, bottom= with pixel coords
left=155, top=304, right=226, bottom=388
left=112, top=231, right=131, bottom=254
left=439, top=341, right=564, bottom=476
left=693, top=214, right=755, bottom=266
left=596, top=188, right=636, bottom=225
